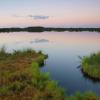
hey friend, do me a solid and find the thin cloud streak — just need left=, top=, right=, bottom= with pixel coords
left=12, top=14, right=50, bottom=20
left=28, top=15, right=50, bottom=20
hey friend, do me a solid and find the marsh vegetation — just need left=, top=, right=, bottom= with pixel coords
left=0, top=47, right=65, bottom=100
left=0, top=47, right=100, bottom=100
left=81, top=52, right=100, bottom=79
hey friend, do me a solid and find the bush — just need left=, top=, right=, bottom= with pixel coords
left=81, top=52, right=100, bottom=79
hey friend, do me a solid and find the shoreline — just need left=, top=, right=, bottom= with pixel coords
left=0, top=27, right=100, bottom=33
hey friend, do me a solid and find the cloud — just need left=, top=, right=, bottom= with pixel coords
left=28, top=15, right=49, bottom=20
left=12, top=14, right=50, bottom=20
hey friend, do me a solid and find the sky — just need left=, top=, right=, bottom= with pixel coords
left=0, top=0, right=100, bottom=28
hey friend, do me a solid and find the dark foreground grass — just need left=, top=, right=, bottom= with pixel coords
left=81, top=52, right=100, bottom=79
left=0, top=48, right=99, bottom=100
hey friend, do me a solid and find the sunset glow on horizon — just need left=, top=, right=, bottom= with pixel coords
left=0, top=0, right=100, bottom=28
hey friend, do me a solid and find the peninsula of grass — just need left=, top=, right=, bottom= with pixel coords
left=0, top=48, right=66, bottom=100
left=81, top=52, right=100, bottom=80
left=0, top=47, right=100, bottom=100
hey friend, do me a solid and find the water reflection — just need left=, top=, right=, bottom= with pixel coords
left=30, top=39, right=49, bottom=43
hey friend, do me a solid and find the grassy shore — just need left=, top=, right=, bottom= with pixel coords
left=0, top=47, right=99, bottom=100
left=81, top=52, right=100, bottom=79
left=0, top=48, right=65, bottom=100
left=66, top=92, right=100, bottom=100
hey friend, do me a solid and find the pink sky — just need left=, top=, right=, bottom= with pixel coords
left=0, top=0, right=100, bottom=27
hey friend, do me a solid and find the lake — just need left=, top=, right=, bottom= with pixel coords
left=0, top=31, right=100, bottom=95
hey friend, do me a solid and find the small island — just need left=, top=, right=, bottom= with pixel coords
left=81, top=52, right=100, bottom=80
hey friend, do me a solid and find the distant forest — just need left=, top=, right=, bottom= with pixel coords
left=0, top=27, right=100, bottom=33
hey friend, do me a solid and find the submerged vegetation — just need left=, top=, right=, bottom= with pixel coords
left=0, top=47, right=100, bottom=100
left=0, top=27, right=100, bottom=33
left=81, top=52, right=100, bottom=80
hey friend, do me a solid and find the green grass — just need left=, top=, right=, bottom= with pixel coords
left=66, top=91, right=100, bottom=100
left=81, top=52, right=100, bottom=79
left=0, top=47, right=99, bottom=100
left=0, top=48, right=65, bottom=100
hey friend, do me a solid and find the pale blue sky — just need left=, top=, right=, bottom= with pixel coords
left=0, top=0, right=100, bottom=27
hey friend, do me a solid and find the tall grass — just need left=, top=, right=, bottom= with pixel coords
left=82, top=52, right=100, bottom=79
left=0, top=48, right=65, bottom=100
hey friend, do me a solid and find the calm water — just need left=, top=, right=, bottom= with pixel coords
left=0, top=32, right=100, bottom=95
